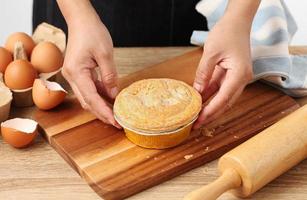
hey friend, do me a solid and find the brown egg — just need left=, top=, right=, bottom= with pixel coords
left=0, top=47, right=13, bottom=73
left=32, top=79, right=67, bottom=110
left=31, top=41, right=64, bottom=73
left=4, top=60, right=37, bottom=90
left=5, top=32, right=35, bottom=56
left=1, top=118, right=38, bottom=148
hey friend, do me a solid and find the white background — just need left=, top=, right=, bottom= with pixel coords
left=0, top=0, right=306, bottom=45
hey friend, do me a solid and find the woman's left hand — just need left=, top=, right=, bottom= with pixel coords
left=193, top=14, right=254, bottom=129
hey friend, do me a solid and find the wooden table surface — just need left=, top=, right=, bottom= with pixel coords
left=1, top=47, right=307, bottom=200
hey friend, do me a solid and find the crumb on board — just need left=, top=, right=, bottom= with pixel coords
left=205, top=147, right=210, bottom=151
left=203, top=167, right=209, bottom=173
left=184, top=154, right=194, bottom=160
left=233, top=135, right=239, bottom=139
left=201, top=128, right=215, bottom=137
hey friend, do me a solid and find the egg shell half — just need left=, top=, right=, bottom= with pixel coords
left=1, top=118, right=38, bottom=148
left=32, top=79, right=67, bottom=110
left=0, top=47, right=13, bottom=73
left=4, top=60, right=37, bottom=90
left=5, top=32, right=35, bottom=57
left=31, top=41, right=64, bottom=73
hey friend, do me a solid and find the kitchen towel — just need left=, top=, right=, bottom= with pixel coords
left=191, top=0, right=307, bottom=97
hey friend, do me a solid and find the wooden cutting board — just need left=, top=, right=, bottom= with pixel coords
left=33, top=48, right=299, bottom=200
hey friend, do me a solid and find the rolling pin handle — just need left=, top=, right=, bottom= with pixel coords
left=183, top=168, right=241, bottom=200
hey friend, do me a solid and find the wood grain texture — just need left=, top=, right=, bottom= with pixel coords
left=1, top=47, right=195, bottom=200
left=1, top=47, right=307, bottom=200
left=32, top=48, right=299, bottom=200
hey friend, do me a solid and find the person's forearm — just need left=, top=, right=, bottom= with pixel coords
left=56, top=0, right=100, bottom=28
left=224, top=0, right=261, bottom=31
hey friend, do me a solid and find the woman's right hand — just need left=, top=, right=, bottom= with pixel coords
left=61, top=6, right=121, bottom=128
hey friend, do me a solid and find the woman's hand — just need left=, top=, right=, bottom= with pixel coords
left=193, top=13, right=254, bottom=129
left=57, top=0, right=121, bottom=128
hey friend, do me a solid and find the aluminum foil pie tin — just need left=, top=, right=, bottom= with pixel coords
left=115, top=115, right=197, bottom=149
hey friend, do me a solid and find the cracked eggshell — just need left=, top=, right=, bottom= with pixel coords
left=32, top=79, right=67, bottom=110
left=1, top=118, right=38, bottom=148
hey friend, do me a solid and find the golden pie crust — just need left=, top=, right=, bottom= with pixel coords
left=114, top=78, right=202, bottom=132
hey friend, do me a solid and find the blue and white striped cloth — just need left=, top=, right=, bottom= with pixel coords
left=191, top=0, right=307, bottom=97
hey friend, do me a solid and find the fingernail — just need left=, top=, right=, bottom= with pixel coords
left=110, top=87, right=119, bottom=99
left=112, top=120, right=122, bottom=129
left=193, top=83, right=203, bottom=93
left=192, top=107, right=208, bottom=130
left=116, top=124, right=123, bottom=129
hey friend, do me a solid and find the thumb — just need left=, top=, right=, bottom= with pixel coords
left=96, top=53, right=119, bottom=99
left=193, top=53, right=218, bottom=94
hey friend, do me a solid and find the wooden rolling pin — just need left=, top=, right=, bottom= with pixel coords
left=184, top=104, right=307, bottom=200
